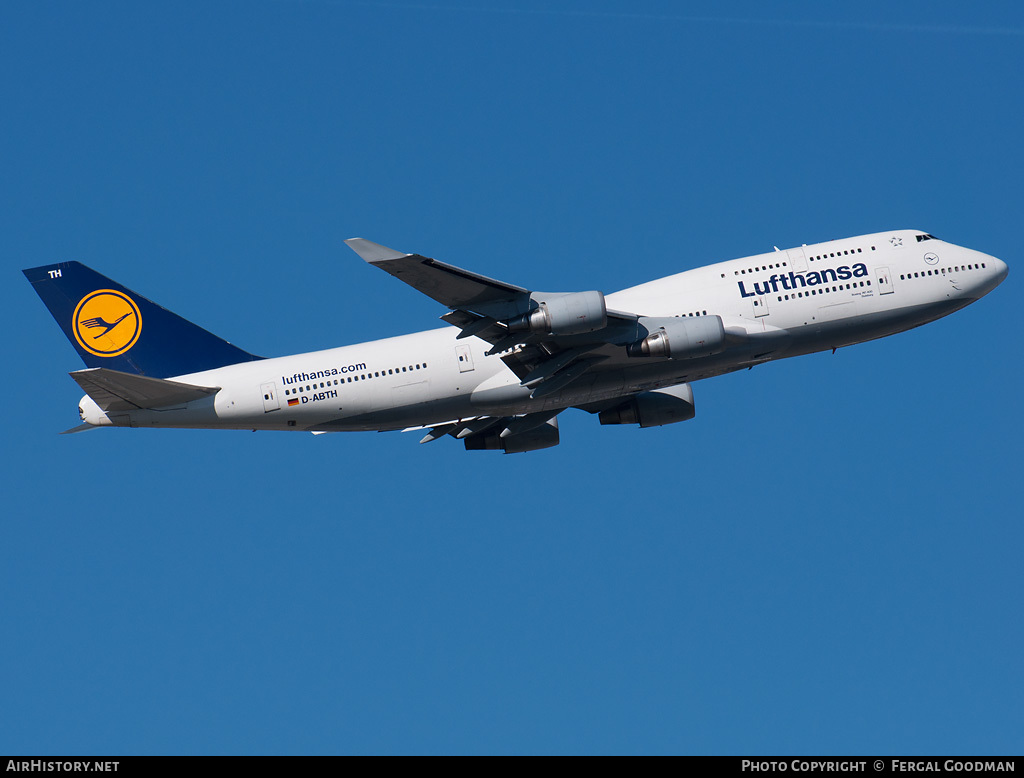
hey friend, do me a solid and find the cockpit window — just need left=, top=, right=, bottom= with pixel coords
left=916, top=234, right=939, bottom=242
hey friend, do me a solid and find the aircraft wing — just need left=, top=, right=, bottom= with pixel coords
left=345, top=238, right=641, bottom=398
left=344, top=238, right=528, bottom=310
left=346, top=237, right=637, bottom=332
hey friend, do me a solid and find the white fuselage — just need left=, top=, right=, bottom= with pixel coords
left=77, top=230, right=1007, bottom=432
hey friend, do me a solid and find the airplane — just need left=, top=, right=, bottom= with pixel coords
left=23, top=229, right=1007, bottom=453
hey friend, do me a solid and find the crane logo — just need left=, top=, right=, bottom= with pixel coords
left=73, top=290, right=142, bottom=357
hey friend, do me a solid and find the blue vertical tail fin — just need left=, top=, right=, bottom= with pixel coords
left=23, top=261, right=262, bottom=378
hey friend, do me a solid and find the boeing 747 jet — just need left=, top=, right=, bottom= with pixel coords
left=24, top=230, right=1007, bottom=452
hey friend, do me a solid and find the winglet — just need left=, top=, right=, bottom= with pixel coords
left=344, top=238, right=409, bottom=264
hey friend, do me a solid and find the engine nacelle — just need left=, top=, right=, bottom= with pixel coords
left=627, top=315, right=726, bottom=359
left=464, top=417, right=560, bottom=453
left=506, top=291, right=607, bottom=336
left=598, top=383, right=696, bottom=428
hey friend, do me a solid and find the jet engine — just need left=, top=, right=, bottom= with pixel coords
left=627, top=315, right=726, bottom=359
left=598, top=383, right=696, bottom=428
left=464, top=417, right=560, bottom=453
left=506, top=291, right=607, bottom=336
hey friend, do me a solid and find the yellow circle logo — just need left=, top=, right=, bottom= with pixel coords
left=73, top=290, right=142, bottom=357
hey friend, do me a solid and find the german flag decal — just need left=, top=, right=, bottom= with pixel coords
left=287, top=398, right=299, bottom=407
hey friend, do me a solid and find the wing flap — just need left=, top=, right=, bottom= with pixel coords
left=438, top=310, right=510, bottom=345
left=69, top=367, right=220, bottom=412
left=529, top=356, right=606, bottom=399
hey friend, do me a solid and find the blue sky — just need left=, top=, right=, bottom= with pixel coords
left=2, top=0, right=1020, bottom=755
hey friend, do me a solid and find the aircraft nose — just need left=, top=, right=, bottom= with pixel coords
left=992, top=255, right=1009, bottom=285
left=973, top=252, right=1008, bottom=298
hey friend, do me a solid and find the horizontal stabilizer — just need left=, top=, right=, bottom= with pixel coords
left=60, top=423, right=98, bottom=435
left=69, top=367, right=219, bottom=412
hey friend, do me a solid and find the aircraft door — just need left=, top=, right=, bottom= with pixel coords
left=875, top=265, right=894, bottom=295
left=456, top=344, right=475, bottom=373
left=261, top=382, right=280, bottom=413
left=787, top=247, right=808, bottom=273
left=753, top=296, right=769, bottom=318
